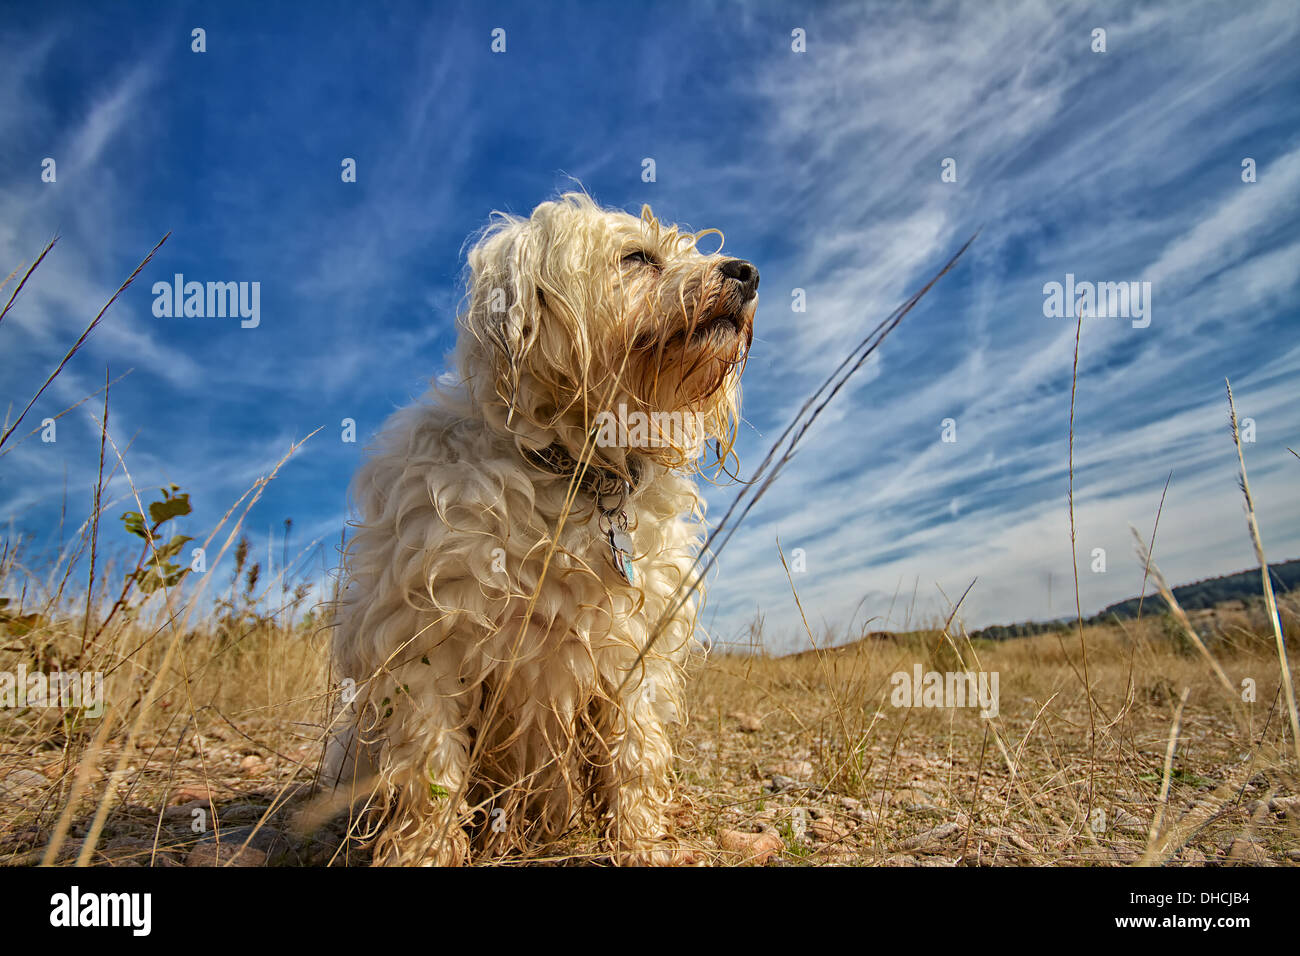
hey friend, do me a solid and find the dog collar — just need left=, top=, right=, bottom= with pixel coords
left=522, top=442, right=641, bottom=585
left=522, top=442, right=642, bottom=503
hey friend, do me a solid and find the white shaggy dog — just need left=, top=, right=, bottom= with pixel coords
left=324, top=193, right=758, bottom=865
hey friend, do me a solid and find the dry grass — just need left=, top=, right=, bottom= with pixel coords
left=0, top=467, right=337, bottom=868
left=1, top=578, right=1296, bottom=866
left=678, top=609, right=1298, bottom=866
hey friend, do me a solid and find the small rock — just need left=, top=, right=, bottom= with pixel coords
left=169, top=785, right=218, bottom=806
left=98, top=837, right=173, bottom=867
left=729, top=712, right=762, bottom=733
left=982, top=826, right=1036, bottom=854
left=716, top=828, right=783, bottom=864
left=1227, top=837, right=1268, bottom=865
left=0, top=769, right=49, bottom=797
left=788, top=808, right=809, bottom=842
left=1212, top=832, right=1238, bottom=851
left=899, top=822, right=962, bottom=852
left=769, top=760, right=813, bottom=780
left=839, top=796, right=861, bottom=811
left=164, top=798, right=212, bottom=823
left=194, top=824, right=307, bottom=865
left=1113, top=809, right=1147, bottom=834
left=218, top=803, right=272, bottom=826
left=50, top=839, right=83, bottom=863
left=0, top=826, right=41, bottom=852
left=809, top=820, right=844, bottom=843
left=186, top=843, right=267, bottom=867
left=767, top=774, right=797, bottom=793
left=903, top=802, right=947, bottom=816
left=890, top=787, right=935, bottom=806
left=239, top=754, right=263, bottom=772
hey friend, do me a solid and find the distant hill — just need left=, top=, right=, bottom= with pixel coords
left=773, top=560, right=1300, bottom=655
left=967, top=559, right=1300, bottom=642
left=1092, top=559, right=1300, bottom=620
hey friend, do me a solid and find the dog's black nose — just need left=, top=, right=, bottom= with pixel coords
left=719, top=258, right=760, bottom=299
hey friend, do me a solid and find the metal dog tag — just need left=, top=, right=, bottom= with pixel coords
left=607, top=527, right=636, bottom=585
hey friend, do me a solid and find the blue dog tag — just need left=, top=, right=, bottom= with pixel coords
left=608, top=528, right=636, bottom=585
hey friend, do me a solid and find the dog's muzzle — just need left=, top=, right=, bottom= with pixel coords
left=696, top=258, right=759, bottom=342
left=719, top=258, right=760, bottom=300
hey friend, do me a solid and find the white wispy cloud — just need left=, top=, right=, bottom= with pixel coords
left=696, top=0, right=1300, bottom=651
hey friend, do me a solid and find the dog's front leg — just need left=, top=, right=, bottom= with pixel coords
left=365, top=675, right=476, bottom=867
left=593, top=656, right=689, bottom=865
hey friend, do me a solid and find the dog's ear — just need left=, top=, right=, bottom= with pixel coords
left=466, top=220, right=543, bottom=425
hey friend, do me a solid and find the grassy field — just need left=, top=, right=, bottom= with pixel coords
left=685, top=611, right=1298, bottom=866
left=1, top=558, right=1296, bottom=866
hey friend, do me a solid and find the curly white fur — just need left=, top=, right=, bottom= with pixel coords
left=324, top=193, right=757, bottom=865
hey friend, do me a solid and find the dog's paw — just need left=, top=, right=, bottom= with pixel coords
left=615, top=838, right=704, bottom=866
left=371, top=825, right=472, bottom=867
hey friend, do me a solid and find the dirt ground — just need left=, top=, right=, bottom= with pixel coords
left=2, top=607, right=1296, bottom=867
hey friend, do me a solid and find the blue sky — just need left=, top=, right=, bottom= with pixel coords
left=2, top=1, right=1299, bottom=653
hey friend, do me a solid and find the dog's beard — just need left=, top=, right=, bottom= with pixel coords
left=631, top=327, right=745, bottom=411
left=625, top=270, right=754, bottom=408
left=577, top=282, right=746, bottom=473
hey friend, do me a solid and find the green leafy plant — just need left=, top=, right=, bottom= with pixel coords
left=86, top=485, right=195, bottom=643
left=119, top=484, right=193, bottom=594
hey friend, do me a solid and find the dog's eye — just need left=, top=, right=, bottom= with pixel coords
left=621, top=249, right=660, bottom=268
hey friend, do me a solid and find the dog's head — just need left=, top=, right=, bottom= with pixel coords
left=456, top=192, right=757, bottom=479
